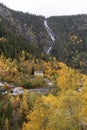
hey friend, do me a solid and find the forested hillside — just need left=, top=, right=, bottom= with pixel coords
left=0, top=3, right=87, bottom=130
left=0, top=3, right=51, bottom=58
left=0, top=52, right=87, bottom=130
left=0, top=3, right=87, bottom=74
left=48, top=15, right=87, bottom=73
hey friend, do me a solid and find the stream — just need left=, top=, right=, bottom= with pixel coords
left=44, top=20, right=55, bottom=55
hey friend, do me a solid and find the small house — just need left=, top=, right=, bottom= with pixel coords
left=0, top=89, right=7, bottom=95
left=8, top=85, right=15, bottom=92
left=0, top=82, right=4, bottom=87
left=34, top=71, right=44, bottom=76
left=12, top=87, right=24, bottom=95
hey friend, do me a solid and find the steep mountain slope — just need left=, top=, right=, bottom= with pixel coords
left=0, top=3, right=87, bottom=74
left=0, top=3, right=52, bottom=57
left=47, top=16, right=87, bottom=73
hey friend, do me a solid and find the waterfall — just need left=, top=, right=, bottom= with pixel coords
left=44, top=20, right=55, bottom=55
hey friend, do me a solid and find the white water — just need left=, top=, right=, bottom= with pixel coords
left=44, top=20, right=55, bottom=55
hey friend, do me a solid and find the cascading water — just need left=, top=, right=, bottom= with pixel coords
left=44, top=20, right=55, bottom=55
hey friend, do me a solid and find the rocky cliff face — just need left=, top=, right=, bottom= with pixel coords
left=0, top=3, right=14, bottom=22
left=0, top=3, right=51, bottom=51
